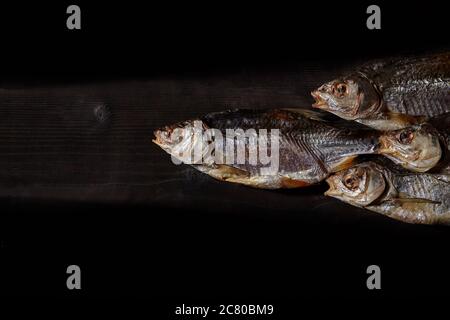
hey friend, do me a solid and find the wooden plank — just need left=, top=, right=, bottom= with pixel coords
left=0, top=64, right=379, bottom=220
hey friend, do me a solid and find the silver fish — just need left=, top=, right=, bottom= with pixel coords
left=153, top=109, right=442, bottom=189
left=312, top=53, right=450, bottom=130
left=325, top=161, right=450, bottom=225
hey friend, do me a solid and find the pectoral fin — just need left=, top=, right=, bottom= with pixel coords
left=358, top=112, right=427, bottom=130
left=195, top=164, right=250, bottom=180
left=280, top=108, right=331, bottom=122
left=330, top=155, right=358, bottom=173
left=388, top=112, right=427, bottom=126
left=387, top=197, right=441, bottom=205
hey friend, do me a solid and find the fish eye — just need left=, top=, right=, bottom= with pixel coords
left=343, top=174, right=359, bottom=190
left=397, top=130, right=414, bottom=144
left=333, top=83, right=348, bottom=97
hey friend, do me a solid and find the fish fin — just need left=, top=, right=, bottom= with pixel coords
left=432, top=175, right=450, bottom=184
left=280, top=177, right=312, bottom=188
left=385, top=197, right=441, bottom=205
left=195, top=164, right=285, bottom=189
left=330, top=155, right=359, bottom=173
left=357, top=112, right=427, bottom=130
left=205, top=164, right=250, bottom=180
left=283, top=108, right=373, bottom=130
left=386, top=112, right=427, bottom=127
left=280, top=108, right=332, bottom=122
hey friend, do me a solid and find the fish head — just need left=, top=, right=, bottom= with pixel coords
left=153, top=120, right=206, bottom=161
left=379, top=124, right=442, bottom=172
left=311, top=75, right=380, bottom=120
left=325, top=162, right=386, bottom=207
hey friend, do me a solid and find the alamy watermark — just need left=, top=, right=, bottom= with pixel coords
left=167, top=121, right=280, bottom=175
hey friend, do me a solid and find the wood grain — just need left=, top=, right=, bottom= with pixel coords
left=0, top=63, right=382, bottom=221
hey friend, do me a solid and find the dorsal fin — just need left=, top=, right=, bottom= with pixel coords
left=280, top=108, right=332, bottom=122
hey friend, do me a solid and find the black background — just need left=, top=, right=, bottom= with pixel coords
left=0, top=0, right=449, bottom=317
left=1, top=1, right=448, bottom=79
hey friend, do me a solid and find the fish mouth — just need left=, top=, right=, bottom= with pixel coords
left=324, top=177, right=340, bottom=197
left=311, top=91, right=328, bottom=109
left=153, top=127, right=173, bottom=147
left=152, top=130, right=165, bottom=147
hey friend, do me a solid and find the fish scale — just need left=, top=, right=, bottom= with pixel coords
left=313, top=53, right=450, bottom=130
left=325, top=161, right=450, bottom=225
left=367, top=53, right=450, bottom=117
left=203, top=109, right=381, bottom=181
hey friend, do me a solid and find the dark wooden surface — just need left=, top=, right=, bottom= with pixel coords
left=1, top=2, right=449, bottom=301
left=0, top=64, right=349, bottom=210
left=3, top=60, right=450, bottom=298
left=1, top=61, right=449, bottom=227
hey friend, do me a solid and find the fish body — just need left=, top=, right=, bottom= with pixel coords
left=154, top=109, right=443, bottom=188
left=154, top=109, right=379, bottom=188
left=312, top=53, right=450, bottom=130
left=325, top=161, right=450, bottom=225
